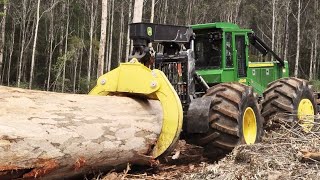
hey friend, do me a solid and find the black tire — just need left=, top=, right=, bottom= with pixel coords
left=191, top=83, right=263, bottom=157
left=261, top=77, right=317, bottom=130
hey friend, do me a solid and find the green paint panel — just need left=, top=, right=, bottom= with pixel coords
left=192, top=22, right=240, bottom=30
left=192, top=22, right=290, bottom=95
left=247, top=62, right=289, bottom=95
left=221, top=69, right=235, bottom=82
left=196, top=69, right=222, bottom=83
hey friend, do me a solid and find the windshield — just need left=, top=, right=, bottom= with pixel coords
left=194, top=31, right=222, bottom=69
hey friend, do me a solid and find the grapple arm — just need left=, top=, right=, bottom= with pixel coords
left=89, top=59, right=183, bottom=158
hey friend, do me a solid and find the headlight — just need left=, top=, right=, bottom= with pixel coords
left=282, top=68, right=286, bottom=73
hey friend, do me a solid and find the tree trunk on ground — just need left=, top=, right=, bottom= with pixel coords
left=97, top=0, right=107, bottom=78
left=0, top=86, right=162, bottom=179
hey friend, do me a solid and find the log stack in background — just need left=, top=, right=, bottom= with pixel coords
left=0, top=86, right=163, bottom=179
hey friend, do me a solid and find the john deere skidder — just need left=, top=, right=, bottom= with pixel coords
left=90, top=22, right=318, bottom=158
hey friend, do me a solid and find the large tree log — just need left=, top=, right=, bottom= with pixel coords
left=0, top=86, right=163, bottom=179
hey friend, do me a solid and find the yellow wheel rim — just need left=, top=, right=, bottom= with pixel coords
left=297, top=99, right=314, bottom=132
left=242, top=107, right=257, bottom=144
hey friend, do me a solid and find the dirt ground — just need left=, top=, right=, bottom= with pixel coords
left=95, top=120, right=320, bottom=180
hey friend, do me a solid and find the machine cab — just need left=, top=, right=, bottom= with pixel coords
left=192, top=22, right=288, bottom=93
left=192, top=23, right=250, bottom=86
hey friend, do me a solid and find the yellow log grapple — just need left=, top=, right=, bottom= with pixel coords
left=89, top=58, right=183, bottom=158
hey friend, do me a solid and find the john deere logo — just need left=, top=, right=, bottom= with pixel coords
left=147, top=27, right=153, bottom=36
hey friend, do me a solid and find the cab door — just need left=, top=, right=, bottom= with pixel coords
left=234, top=34, right=248, bottom=78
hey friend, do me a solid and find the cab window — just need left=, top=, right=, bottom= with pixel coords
left=194, top=30, right=222, bottom=69
left=225, top=32, right=233, bottom=68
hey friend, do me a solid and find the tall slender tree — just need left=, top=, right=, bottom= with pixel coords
left=117, top=1, right=124, bottom=64
left=97, top=0, right=108, bottom=78
left=29, top=0, right=41, bottom=89
left=62, top=0, right=69, bottom=92
left=7, top=18, right=15, bottom=86
left=107, top=0, right=114, bottom=72
left=283, top=0, right=291, bottom=61
left=46, top=0, right=55, bottom=91
left=87, top=1, right=97, bottom=91
left=313, top=0, right=319, bottom=79
left=125, top=0, right=132, bottom=62
left=294, top=0, right=301, bottom=77
left=150, top=0, right=155, bottom=23
left=17, top=0, right=27, bottom=87
left=309, top=42, right=314, bottom=81
left=271, top=0, right=277, bottom=53
left=0, top=1, right=7, bottom=81
left=132, top=0, right=143, bottom=23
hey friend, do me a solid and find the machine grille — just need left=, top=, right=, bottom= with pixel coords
left=156, top=57, right=189, bottom=105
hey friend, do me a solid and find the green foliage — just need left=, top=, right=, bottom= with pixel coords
left=69, top=35, right=84, bottom=50
left=92, top=38, right=100, bottom=55
left=12, top=82, right=29, bottom=89
left=53, top=53, right=71, bottom=76
left=1, top=0, right=319, bottom=93
left=310, top=80, right=320, bottom=92
left=0, top=0, right=9, bottom=4
left=77, top=77, right=97, bottom=94
left=0, top=0, right=8, bottom=18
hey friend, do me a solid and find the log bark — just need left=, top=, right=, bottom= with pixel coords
left=0, top=86, right=163, bottom=179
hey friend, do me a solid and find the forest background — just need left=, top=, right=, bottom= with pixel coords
left=0, top=0, right=318, bottom=93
